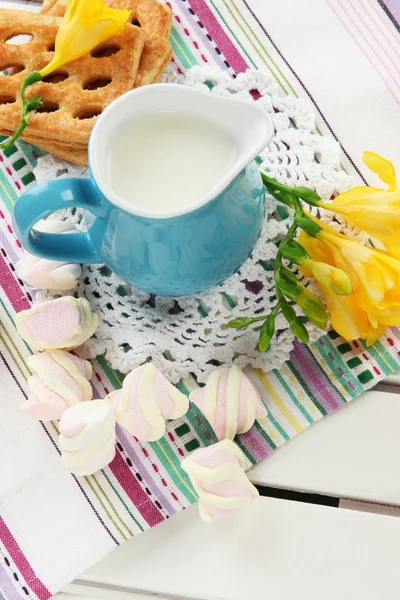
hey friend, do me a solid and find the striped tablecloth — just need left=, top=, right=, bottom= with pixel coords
left=1, top=1, right=400, bottom=598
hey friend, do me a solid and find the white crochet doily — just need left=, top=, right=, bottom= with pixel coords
left=34, top=67, right=356, bottom=383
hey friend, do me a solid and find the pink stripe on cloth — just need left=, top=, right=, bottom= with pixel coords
left=327, top=0, right=400, bottom=106
left=367, top=0, right=400, bottom=58
left=351, top=0, right=400, bottom=78
left=188, top=0, right=248, bottom=72
left=0, top=253, right=30, bottom=313
left=0, top=518, right=51, bottom=600
left=109, top=450, right=165, bottom=528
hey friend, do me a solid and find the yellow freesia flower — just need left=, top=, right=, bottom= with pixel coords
left=319, top=226, right=400, bottom=313
left=299, top=220, right=400, bottom=344
left=318, top=152, right=400, bottom=259
left=300, top=258, right=352, bottom=295
left=39, top=0, right=130, bottom=77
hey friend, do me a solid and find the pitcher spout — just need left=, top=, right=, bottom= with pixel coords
left=204, top=92, right=274, bottom=183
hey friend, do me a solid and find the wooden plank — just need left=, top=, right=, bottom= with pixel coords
left=248, top=390, right=400, bottom=504
left=80, top=497, right=400, bottom=600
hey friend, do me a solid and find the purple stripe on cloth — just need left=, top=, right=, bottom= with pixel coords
left=0, top=562, right=24, bottom=600
left=0, top=518, right=51, bottom=600
left=0, top=230, right=20, bottom=265
left=380, top=0, right=400, bottom=24
left=116, top=426, right=176, bottom=516
left=188, top=0, right=248, bottom=72
left=90, top=382, right=103, bottom=401
left=290, top=342, right=344, bottom=413
left=181, top=1, right=236, bottom=72
left=238, top=426, right=274, bottom=462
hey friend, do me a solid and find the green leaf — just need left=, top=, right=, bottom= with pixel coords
left=280, top=300, right=296, bottom=324
left=26, top=101, right=42, bottom=113
left=227, top=317, right=258, bottom=329
left=261, top=173, right=295, bottom=207
left=292, top=187, right=321, bottom=205
left=287, top=239, right=307, bottom=251
left=266, top=187, right=294, bottom=207
left=278, top=280, right=300, bottom=298
left=27, top=94, right=41, bottom=105
left=280, top=245, right=308, bottom=263
left=290, top=319, right=309, bottom=343
left=260, top=172, right=290, bottom=192
left=280, top=267, right=299, bottom=285
left=301, top=303, right=329, bottom=329
left=294, top=216, right=322, bottom=237
left=295, top=283, right=329, bottom=329
left=258, top=315, right=275, bottom=352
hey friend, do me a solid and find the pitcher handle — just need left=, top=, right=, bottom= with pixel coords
left=12, top=178, right=103, bottom=264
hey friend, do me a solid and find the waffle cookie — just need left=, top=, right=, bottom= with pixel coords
left=0, top=9, right=145, bottom=147
left=0, top=129, right=88, bottom=166
left=41, top=0, right=173, bottom=87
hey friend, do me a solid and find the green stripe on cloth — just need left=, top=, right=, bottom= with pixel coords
left=273, top=369, right=314, bottom=425
left=96, top=355, right=124, bottom=389
left=362, top=340, right=400, bottom=375
left=150, top=437, right=198, bottom=503
left=102, top=471, right=144, bottom=532
left=286, top=361, right=328, bottom=416
left=170, top=27, right=199, bottom=68
left=0, top=171, right=16, bottom=212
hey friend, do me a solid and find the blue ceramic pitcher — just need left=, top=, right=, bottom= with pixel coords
left=12, top=84, right=273, bottom=297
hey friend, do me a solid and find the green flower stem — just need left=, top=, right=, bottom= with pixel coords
left=269, top=302, right=281, bottom=319
left=261, top=171, right=322, bottom=207
left=228, top=173, right=330, bottom=349
left=0, top=72, right=42, bottom=150
left=274, top=195, right=303, bottom=288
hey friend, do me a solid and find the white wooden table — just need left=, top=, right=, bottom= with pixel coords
left=3, top=1, right=400, bottom=599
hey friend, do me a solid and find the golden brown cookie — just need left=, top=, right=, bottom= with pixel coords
left=0, top=9, right=145, bottom=145
left=0, top=129, right=88, bottom=165
left=42, top=0, right=173, bottom=86
left=135, top=35, right=172, bottom=87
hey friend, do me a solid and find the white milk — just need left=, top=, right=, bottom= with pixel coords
left=106, top=112, right=237, bottom=215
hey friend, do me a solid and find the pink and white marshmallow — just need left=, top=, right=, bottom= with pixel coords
left=107, top=363, right=189, bottom=442
left=16, top=219, right=81, bottom=290
left=181, top=439, right=259, bottom=522
left=190, top=365, right=267, bottom=440
left=16, top=296, right=99, bottom=351
left=59, top=399, right=116, bottom=476
left=22, top=350, right=93, bottom=421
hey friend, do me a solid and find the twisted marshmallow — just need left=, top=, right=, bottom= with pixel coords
left=23, top=350, right=93, bottom=421
left=181, top=439, right=258, bottom=522
left=16, top=219, right=81, bottom=290
left=107, top=363, right=189, bottom=442
left=16, top=296, right=99, bottom=351
left=190, top=366, right=267, bottom=440
left=59, top=400, right=116, bottom=476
